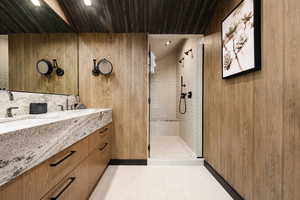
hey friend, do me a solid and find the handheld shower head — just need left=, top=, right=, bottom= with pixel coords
left=181, top=76, right=186, bottom=87
left=179, top=76, right=187, bottom=114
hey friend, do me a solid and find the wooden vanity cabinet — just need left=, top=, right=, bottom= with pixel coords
left=0, top=123, right=112, bottom=200
left=0, top=177, right=25, bottom=200
left=41, top=160, right=90, bottom=200
left=88, top=123, right=112, bottom=152
left=87, top=124, right=112, bottom=192
left=24, top=137, right=89, bottom=200
left=87, top=140, right=111, bottom=192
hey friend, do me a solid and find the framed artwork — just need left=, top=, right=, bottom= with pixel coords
left=221, top=0, right=261, bottom=79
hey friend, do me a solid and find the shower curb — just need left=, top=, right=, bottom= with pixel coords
left=148, top=158, right=204, bottom=166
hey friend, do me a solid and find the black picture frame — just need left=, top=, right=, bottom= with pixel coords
left=221, top=0, right=261, bottom=79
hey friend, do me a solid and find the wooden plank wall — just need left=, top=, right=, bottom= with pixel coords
left=78, top=33, right=148, bottom=160
left=9, top=34, right=78, bottom=95
left=203, top=0, right=300, bottom=200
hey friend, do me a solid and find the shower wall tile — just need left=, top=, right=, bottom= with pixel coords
left=177, top=39, right=203, bottom=157
left=150, top=120, right=179, bottom=137
left=150, top=53, right=178, bottom=121
left=0, top=91, right=76, bottom=118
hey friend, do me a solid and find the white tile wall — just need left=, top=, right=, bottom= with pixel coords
left=177, top=39, right=203, bottom=157
left=150, top=120, right=179, bottom=136
left=150, top=53, right=179, bottom=137
left=150, top=53, right=178, bottom=121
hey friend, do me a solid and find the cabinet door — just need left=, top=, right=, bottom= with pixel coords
left=41, top=160, right=90, bottom=200
left=87, top=140, right=111, bottom=193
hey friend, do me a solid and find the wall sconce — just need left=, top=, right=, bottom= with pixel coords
left=92, top=58, right=113, bottom=76
left=36, top=59, right=64, bottom=76
left=53, top=59, right=65, bottom=76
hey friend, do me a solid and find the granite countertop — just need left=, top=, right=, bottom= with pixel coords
left=0, top=108, right=112, bottom=187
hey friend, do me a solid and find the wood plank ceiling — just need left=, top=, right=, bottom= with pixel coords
left=59, top=0, right=218, bottom=34
left=0, top=0, right=73, bottom=34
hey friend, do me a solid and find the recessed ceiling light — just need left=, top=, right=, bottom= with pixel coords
left=84, top=0, right=92, bottom=6
left=31, top=0, right=41, bottom=6
left=165, top=40, right=172, bottom=46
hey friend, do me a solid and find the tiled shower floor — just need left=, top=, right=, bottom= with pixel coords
left=150, top=136, right=196, bottom=160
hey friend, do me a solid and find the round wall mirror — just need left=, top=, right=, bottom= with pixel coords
left=97, top=59, right=113, bottom=76
left=36, top=59, right=53, bottom=75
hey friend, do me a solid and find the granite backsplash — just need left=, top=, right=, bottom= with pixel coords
left=0, top=91, right=77, bottom=118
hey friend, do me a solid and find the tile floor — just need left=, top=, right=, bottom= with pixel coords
left=150, top=136, right=196, bottom=160
left=89, top=165, right=233, bottom=200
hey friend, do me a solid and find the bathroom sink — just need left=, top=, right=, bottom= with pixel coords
left=0, top=118, right=49, bottom=133
left=0, top=116, right=36, bottom=123
left=0, top=109, right=109, bottom=134
left=0, top=109, right=99, bottom=124
left=0, top=118, right=14, bottom=123
left=0, top=114, right=51, bottom=123
left=0, top=108, right=112, bottom=187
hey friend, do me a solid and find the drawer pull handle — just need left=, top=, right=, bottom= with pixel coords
left=50, top=151, right=76, bottom=167
left=99, top=127, right=108, bottom=134
left=50, top=177, right=76, bottom=200
left=99, top=143, right=108, bottom=151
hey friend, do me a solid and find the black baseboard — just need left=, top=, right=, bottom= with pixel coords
left=204, top=161, right=244, bottom=200
left=109, top=159, right=147, bottom=165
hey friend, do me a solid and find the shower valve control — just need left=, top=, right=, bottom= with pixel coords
left=187, top=91, right=192, bottom=99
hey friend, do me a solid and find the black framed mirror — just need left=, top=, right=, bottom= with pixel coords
left=97, top=58, right=113, bottom=76
left=36, top=59, right=53, bottom=75
left=36, top=59, right=64, bottom=77
left=92, top=58, right=113, bottom=76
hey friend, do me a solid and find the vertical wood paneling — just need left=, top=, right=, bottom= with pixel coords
left=204, top=0, right=242, bottom=182
left=9, top=34, right=78, bottom=95
left=282, top=0, right=300, bottom=200
left=253, top=0, right=284, bottom=199
left=203, top=32, right=222, bottom=171
left=203, top=0, right=300, bottom=199
left=79, top=33, right=148, bottom=160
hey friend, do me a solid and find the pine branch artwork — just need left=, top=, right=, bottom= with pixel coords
left=222, top=0, right=254, bottom=76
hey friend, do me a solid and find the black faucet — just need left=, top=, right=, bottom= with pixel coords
left=6, top=107, right=19, bottom=118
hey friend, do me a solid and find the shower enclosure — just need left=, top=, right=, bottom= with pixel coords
left=148, top=35, right=203, bottom=164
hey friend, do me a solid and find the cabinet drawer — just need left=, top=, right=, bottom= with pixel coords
left=88, top=123, right=112, bottom=153
left=87, top=139, right=111, bottom=193
left=23, top=138, right=89, bottom=200
left=41, top=160, right=90, bottom=200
